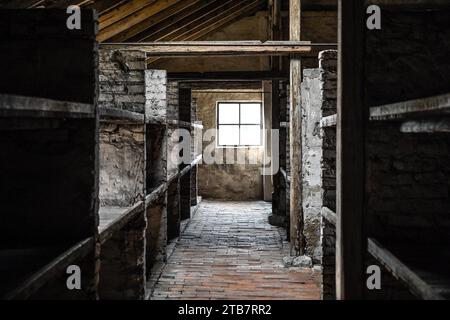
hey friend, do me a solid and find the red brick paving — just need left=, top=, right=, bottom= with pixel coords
left=150, top=201, right=321, bottom=300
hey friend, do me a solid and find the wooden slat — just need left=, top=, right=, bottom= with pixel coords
left=0, top=94, right=94, bottom=118
left=99, top=201, right=145, bottom=244
left=320, top=114, right=337, bottom=127
left=169, top=71, right=287, bottom=81
left=321, top=207, right=336, bottom=226
left=336, top=0, right=366, bottom=300
left=99, top=106, right=145, bottom=123
left=370, top=92, right=450, bottom=120
left=368, top=238, right=445, bottom=300
left=3, top=238, right=94, bottom=300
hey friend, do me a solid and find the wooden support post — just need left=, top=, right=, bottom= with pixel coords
left=336, top=0, right=366, bottom=300
left=269, top=0, right=282, bottom=71
left=289, top=0, right=305, bottom=256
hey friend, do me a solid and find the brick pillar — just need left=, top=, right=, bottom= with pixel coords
left=318, top=50, right=338, bottom=299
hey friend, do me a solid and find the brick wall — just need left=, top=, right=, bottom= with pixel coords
left=146, top=70, right=167, bottom=123
left=167, top=81, right=179, bottom=121
left=367, top=123, right=450, bottom=244
left=317, top=50, right=337, bottom=299
left=300, top=50, right=337, bottom=263
left=99, top=50, right=146, bottom=114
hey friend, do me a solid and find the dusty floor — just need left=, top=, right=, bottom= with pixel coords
left=150, top=200, right=321, bottom=300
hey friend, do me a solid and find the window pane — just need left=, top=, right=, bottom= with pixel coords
left=218, top=103, right=239, bottom=124
left=218, top=125, right=239, bottom=145
left=240, top=103, right=261, bottom=124
left=240, top=125, right=261, bottom=145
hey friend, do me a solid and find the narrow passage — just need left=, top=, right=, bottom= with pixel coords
left=151, top=200, right=320, bottom=300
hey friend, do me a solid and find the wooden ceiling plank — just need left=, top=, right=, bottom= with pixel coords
left=0, top=0, right=46, bottom=8
left=142, top=0, right=237, bottom=42
left=99, top=0, right=157, bottom=29
left=98, top=0, right=181, bottom=42
left=110, top=0, right=202, bottom=42
left=87, top=0, right=130, bottom=15
left=172, top=0, right=265, bottom=41
left=146, top=0, right=265, bottom=64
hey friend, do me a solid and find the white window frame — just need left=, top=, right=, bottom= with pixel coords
left=216, top=101, right=264, bottom=148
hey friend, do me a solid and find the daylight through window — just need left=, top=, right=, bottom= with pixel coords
left=217, top=102, right=263, bottom=147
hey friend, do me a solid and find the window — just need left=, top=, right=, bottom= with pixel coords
left=217, top=102, right=262, bottom=147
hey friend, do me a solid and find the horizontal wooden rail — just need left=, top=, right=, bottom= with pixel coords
left=99, top=41, right=333, bottom=57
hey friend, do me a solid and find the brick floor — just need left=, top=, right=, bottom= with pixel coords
left=150, top=200, right=321, bottom=300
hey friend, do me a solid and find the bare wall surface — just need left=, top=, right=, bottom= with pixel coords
left=195, top=91, right=265, bottom=201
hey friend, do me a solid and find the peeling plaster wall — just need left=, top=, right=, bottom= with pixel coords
left=195, top=92, right=264, bottom=200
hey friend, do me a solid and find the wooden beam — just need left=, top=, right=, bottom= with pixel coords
left=180, top=81, right=262, bottom=90
left=289, top=0, right=305, bottom=256
left=168, top=71, right=288, bottom=81
left=101, top=41, right=312, bottom=57
left=336, top=0, right=366, bottom=300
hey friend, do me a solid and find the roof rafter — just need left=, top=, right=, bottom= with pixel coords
left=141, top=0, right=238, bottom=42
left=97, top=0, right=180, bottom=42
left=112, top=0, right=209, bottom=42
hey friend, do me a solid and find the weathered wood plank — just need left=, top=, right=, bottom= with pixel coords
left=321, top=207, right=336, bottom=226
left=289, top=0, right=305, bottom=256
left=368, top=238, right=445, bottom=300
left=370, top=93, right=450, bottom=120
left=336, top=0, right=366, bottom=300
left=101, top=41, right=312, bottom=57
left=0, top=94, right=94, bottom=118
